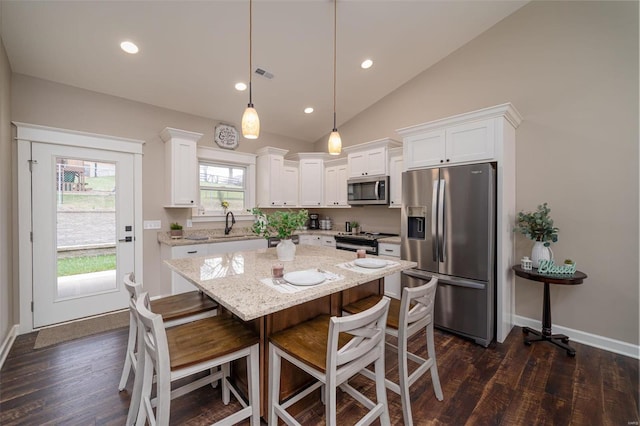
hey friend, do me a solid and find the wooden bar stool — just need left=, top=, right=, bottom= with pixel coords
left=269, top=296, right=391, bottom=426
left=343, top=277, right=443, bottom=426
left=118, top=272, right=217, bottom=391
left=133, top=292, right=260, bottom=426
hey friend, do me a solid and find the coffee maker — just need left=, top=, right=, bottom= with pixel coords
left=308, top=214, right=320, bottom=230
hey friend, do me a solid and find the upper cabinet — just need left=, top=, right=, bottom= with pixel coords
left=256, top=147, right=289, bottom=207
left=160, top=127, right=201, bottom=207
left=324, top=158, right=349, bottom=207
left=397, top=104, right=522, bottom=170
left=388, top=147, right=403, bottom=208
left=282, top=160, right=299, bottom=207
left=343, top=138, right=402, bottom=178
left=288, top=153, right=327, bottom=207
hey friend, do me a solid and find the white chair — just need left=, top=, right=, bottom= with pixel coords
left=269, top=296, right=391, bottom=426
left=343, top=277, right=443, bottom=426
left=134, top=291, right=260, bottom=426
left=118, top=272, right=217, bottom=391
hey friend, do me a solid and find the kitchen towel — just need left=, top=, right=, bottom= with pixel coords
left=260, top=269, right=344, bottom=294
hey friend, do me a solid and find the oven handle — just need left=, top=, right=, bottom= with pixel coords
left=336, top=242, right=377, bottom=253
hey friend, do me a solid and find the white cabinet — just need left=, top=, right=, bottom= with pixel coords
left=320, top=236, right=336, bottom=248
left=402, top=119, right=495, bottom=169
left=388, top=147, right=403, bottom=208
left=282, top=161, right=299, bottom=207
left=163, top=244, right=208, bottom=294
left=289, top=153, right=327, bottom=207
left=324, top=158, right=348, bottom=207
left=378, top=242, right=401, bottom=299
left=343, top=138, right=402, bottom=178
left=299, top=234, right=321, bottom=246
left=256, top=147, right=289, bottom=207
left=160, top=127, right=201, bottom=207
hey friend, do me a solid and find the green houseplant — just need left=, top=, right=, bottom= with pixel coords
left=514, top=202, right=559, bottom=268
left=169, top=222, right=183, bottom=239
left=350, top=220, right=360, bottom=234
left=249, top=208, right=308, bottom=261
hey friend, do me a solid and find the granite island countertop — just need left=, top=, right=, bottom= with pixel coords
left=164, top=245, right=416, bottom=321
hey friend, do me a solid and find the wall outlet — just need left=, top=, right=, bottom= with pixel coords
left=186, top=219, right=193, bottom=228
left=143, top=220, right=161, bottom=230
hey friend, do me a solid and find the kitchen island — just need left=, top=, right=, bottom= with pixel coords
left=165, top=245, right=416, bottom=417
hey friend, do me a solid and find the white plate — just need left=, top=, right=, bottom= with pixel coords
left=283, top=270, right=326, bottom=286
left=354, top=258, right=388, bottom=269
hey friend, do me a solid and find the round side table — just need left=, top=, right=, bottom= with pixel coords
left=512, top=265, right=587, bottom=357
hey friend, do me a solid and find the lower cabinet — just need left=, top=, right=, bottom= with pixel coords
left=299, top=234, right=321, bottom=246
left=161, top=238, right=267, bottom=294
left=378, top=242, right=401, bottom=299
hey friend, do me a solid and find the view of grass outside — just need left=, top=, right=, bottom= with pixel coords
left=57, top=254, right=116, bottom=277
left=57, top=176, right=116, bottom=211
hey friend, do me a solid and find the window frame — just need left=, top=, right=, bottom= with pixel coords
left=192, top=146, right=256, bottom=223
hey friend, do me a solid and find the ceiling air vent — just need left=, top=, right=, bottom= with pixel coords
left=254, top=68, right=274, bottom=79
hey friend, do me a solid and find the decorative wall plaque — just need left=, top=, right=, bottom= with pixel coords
left=214, top=124, right=239, bottom=150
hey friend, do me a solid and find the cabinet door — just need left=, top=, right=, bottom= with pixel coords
left=268, top=156, right=284, bottom=206
left=282, top=165, right=299, bottom=207
left=389, top=155, right=403, bottom=208
left=378, top=243, right=401, bottom=299
left=365, top=147, right=387, bottom=176
left=324, top=166, right=338, bottom=206
left=299, top=159, right=324, bottom=206
left=169, top=140, right=198, bottom=206
left=171, top=244, right=207, bottom=294
left=445, top=119, right=495, bottom=164
left=348, top=152, right=368, bottom=178
left=336, top=165, right=349, bottom=206
left=404, top=130, right=445, bottom=169
left=320, top=236, right=336, bottom=248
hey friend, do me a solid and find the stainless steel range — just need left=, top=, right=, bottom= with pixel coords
left=334, top=232, right=398, bottom=256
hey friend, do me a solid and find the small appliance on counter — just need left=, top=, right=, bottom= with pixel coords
left=308, top=214, right=320, bottom=230
left=319, top=217, right=333, bottom=230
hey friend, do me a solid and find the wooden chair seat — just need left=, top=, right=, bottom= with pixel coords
left=268, top=314, right=351, bottom=373
left=151, top=291, right=217, bottom=323
left=166, top=315, right=259, bottom=371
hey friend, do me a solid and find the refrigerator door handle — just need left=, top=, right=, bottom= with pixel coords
left=438, top=178, right=446, bottom=263
left=431, top=180, right=438, bottom=262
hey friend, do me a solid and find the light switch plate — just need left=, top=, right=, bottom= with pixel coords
left=186, top=219, right=193, bottom=228
left=143, top=220, right=161, bottom=230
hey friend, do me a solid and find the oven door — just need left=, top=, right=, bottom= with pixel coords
left=335, top=241, right=377, bottom=255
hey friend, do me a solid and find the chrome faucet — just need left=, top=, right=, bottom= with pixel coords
left=224, top=211, right=236, bottom=235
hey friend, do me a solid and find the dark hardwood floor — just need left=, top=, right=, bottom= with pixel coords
left=1, top=324, right=638, bottom=425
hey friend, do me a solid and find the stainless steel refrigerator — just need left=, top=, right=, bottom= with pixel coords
left=401, top=163, right=496, bottom=346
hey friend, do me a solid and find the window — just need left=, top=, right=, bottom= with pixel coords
left=199, top=162, right=246, bottom=214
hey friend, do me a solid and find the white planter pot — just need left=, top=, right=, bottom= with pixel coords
left=531, top=241, right=553, bottom=268
left=276, top=238, right=296, bottom=261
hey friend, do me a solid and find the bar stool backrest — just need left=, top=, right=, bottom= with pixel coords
left=400, top=277, right=437, bottom=339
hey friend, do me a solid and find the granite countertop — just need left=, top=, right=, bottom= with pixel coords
left=164, top=245, right=416, bottom=321
left=378, top=236, right=401, bottom=244
left=158, top=228, right=344, bottom=247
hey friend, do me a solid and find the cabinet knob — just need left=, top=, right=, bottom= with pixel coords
left=190, top=200, right=194, bottom=204
left=446, top=159, right=450, bottom=162
left=440, top=160, right=444, bottom=163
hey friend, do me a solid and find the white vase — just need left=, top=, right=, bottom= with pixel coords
left=531, top=241, right=553, bottom=268
left=276, top=238, right=296, bottom=261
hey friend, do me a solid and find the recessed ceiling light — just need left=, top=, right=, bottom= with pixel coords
left=235, top=82, right=247, bottom=91
left=361, top=59, right=373, bottom=69
left=120, top=41, right=139, bottom=54
left=304, top=107, right=314, bottom=114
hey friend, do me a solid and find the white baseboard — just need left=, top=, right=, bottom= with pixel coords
left=0, top=325, right=19, bottom=370
left=514, top=315, right=639, bottom=360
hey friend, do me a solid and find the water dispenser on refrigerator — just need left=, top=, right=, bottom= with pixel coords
left=406, top=206, right=427, bottom=240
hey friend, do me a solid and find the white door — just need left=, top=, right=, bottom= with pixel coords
left=31, top=143, right=135, bottom=327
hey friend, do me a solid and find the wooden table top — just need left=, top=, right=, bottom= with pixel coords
left=512, top=264, right=587, bottom=285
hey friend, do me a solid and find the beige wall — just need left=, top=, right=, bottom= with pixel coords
left=10, top=74, right=311, bottom=301
left=314, top=1, right=639, bottom=345
left=1, top=28, right=13, bottom=340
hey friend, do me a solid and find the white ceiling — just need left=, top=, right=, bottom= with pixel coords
left=0, top=0, right=527, bottom=143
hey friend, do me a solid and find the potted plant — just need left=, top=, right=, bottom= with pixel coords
left=169, top=222, right=183, bottom=239
left=350, top=221, right=360, bottom=235
left=514, top=202, right=559, bottom=268
left=220, top=200, right=229, bottom=214
left=250, top=207, right=308, bottom=261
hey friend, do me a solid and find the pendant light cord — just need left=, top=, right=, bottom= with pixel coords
left=248, top=0, right=253, bottom=107
left=332, top=0, right=337, bottom=131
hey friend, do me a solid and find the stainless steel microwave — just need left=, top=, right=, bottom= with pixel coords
left=347, top=176, right=389, bottom=205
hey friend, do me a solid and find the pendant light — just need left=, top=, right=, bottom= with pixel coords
left=328, top=0, right=341, bottom=155
left=242, top=0, right=260, bottom=139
